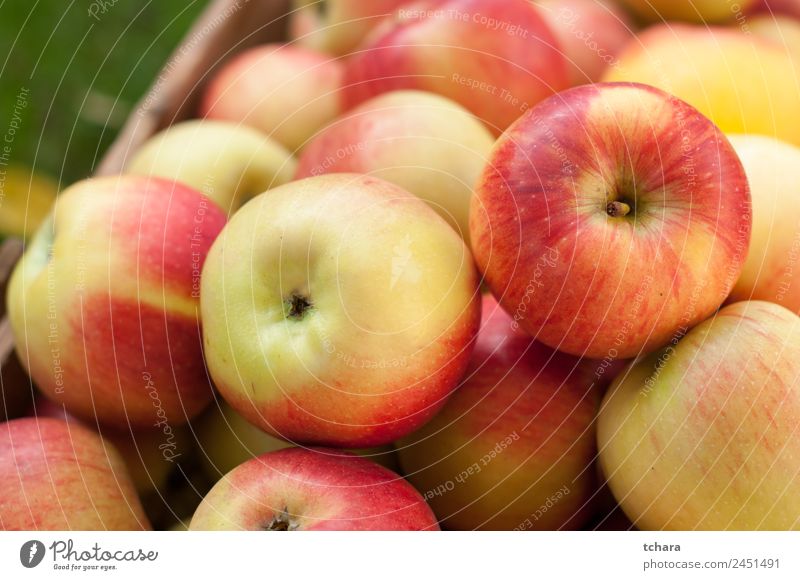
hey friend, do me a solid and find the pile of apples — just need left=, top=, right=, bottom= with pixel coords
left=3, top=0, right=800, bottom=532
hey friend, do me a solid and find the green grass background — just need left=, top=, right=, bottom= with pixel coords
left=0, top=0, right=207, bottom=186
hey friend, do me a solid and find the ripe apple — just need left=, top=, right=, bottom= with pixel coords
left=0, top=417, right=150, bottom=530
left=289, top=0, right=409, bottom=55
left=295, top=90, right=495, bottom=242
left=342, top=0, right=570, bottom=134
left=470, top=82, right=751, bottom=359
left=200, top=44, right=343, bottom=152
left=126, top=120, right=297, bottom=212
left=598, top=300, right=800, bottom=530
left=534, top=0, right=635, bottom=84
left=201, top=173, right=481, bottom=447
left=195, top=400, right=399, bottom=481
left=7, top=175, right=226, bottom=427
left=604, top=24, right=800, bottom=146
left=617, top=0, right=757, bottom=22
left=726, top=135, right=800, bottom=313
left=397, top=294, right=602, bottom=530
left=189, top=447, right=439, bottom=530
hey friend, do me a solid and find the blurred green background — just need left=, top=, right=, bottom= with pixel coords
left=0, top=1, right=207, bottom=187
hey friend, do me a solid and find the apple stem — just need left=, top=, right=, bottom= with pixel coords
left=606, top=200, right=631, bottom=218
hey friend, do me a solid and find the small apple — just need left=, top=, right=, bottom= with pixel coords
left=7, top=175, right=226, bottom=427
left=398, top=294, right=602, bottom=530
left=726, top=135, right=800, bottom=313
left=535, top=0, right=635, bottom=84
left=189, top=447, right=439, bottom=530
left=295, top=90, right=495, bottom=242
left=0, top=417, right=150, bottom=530
left=126, top=120, right=297, bottom=212
left=342, top=0, right=570, bottom=134
left=201, top=173, right=481, bottom=447
left=289, top=0, right=410, bottom=55
left=604, top=24, right=800, bottom=146
left=200, top=44, right=343, bottom=152
left=470, top=82, right=751, bottom=359
left=598, top=300, right=800, bottom=530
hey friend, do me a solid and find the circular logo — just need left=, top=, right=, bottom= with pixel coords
left=19, top=540, right=46, bottom=568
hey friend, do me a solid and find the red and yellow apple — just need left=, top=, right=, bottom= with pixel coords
left=470, top=82, right=751, bottom=359
left=200, top=44, right=343, bottom=152
left=604, top=24, right=800, bottom=146
left=190, top=447, right=439, bottom=530
left=726, top=135, right=800, bottom=313
left=126, top=120, right=297, bottom=212
left=598, top=301, right=800, bottom=530
left=342, top=0, right=570, bottom=134
left=201, top=173, right=481, bottom=447
left=295, top=90, right=495, bottom=242
left=7, top=175, right=226, bottom=427
left=535, top=0, right=635, bottom=84
left=0, top=417, right=150, bottom=530
left=397, top=294, right=601, bottom=530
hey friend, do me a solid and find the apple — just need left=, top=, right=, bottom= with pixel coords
left=470, top=82, right=751, bottom=359
left=617, top=0, right=757, bottom=22
left=195, top=400, right=401, bottom=481
left=397, top=294, right=601, bottom=530
left=7, top=175, right=226, bottom=427
left=0, top=417, right=150, bottom=530
left=604, top=24, right=800, bottom=147
left=200, top=44, right=343, bottom=152
left=289, top=0, right=410, bottom=56
left=201, top=173, right=481, bottom=447
left=342, top=0, right=570, bottom=134
left=534, top=0, right=635, bottom=84
left=295, top=90, right=495, bottom=242
left=598, top=300, right=800, bottom=530
left=126, top=120, right=297, bottom=212
left=748, top=15, right=800, bottom=62
left=189, top=447, right=439, bottom=530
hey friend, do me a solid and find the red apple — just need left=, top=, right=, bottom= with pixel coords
left=200, top=44, right=343, bottom=152
left=342, top=0, right=570, bottom=134
left=7, top=175, right=226, bottom=427
left=397, top=294, right=601, bottom=530
left=295, top=90, right=495, bottom=242
left=190, top=447, right=439, bottom=530
left=535, top=0, right=635, bottom=84
left=0, top=417, right=150, bottom=530
left=470, top=82, right=751, bottom=359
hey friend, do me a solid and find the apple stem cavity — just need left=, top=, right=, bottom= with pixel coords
left=285, top=292, right=313, bottom=320
left=606, top=200, right=632, bottom=218
left=263, top=508, right=299, bottom=531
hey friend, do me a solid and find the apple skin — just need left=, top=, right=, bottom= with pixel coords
left=470, top=82, right=751, bottom=359
left=126, top=120, right=297, bottom=212
left=295, top=90, right=495, bottom=242
left=535, top=0, right=635, bottom=85
left=7, top=175, right=226, bottom=427
left=0, top=417, right=150, bottom=530
left=342, top=0, right=570, bottom=134
left=598, top=301, right=800, bottom=530
left=726, top=135, right=800, bottom=313
left=200, top=44, right=343, bottom=152
left=603, top=24, right=800, bottom=147
left=397, top=294, right=602, bottom=530
left=201, top=173, right=481, bottom=448
left=617, top=0, right=757, bottom=22
left=189, top=447, right=439, bottom=530
left=289, top=0, right=410, bottom=56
